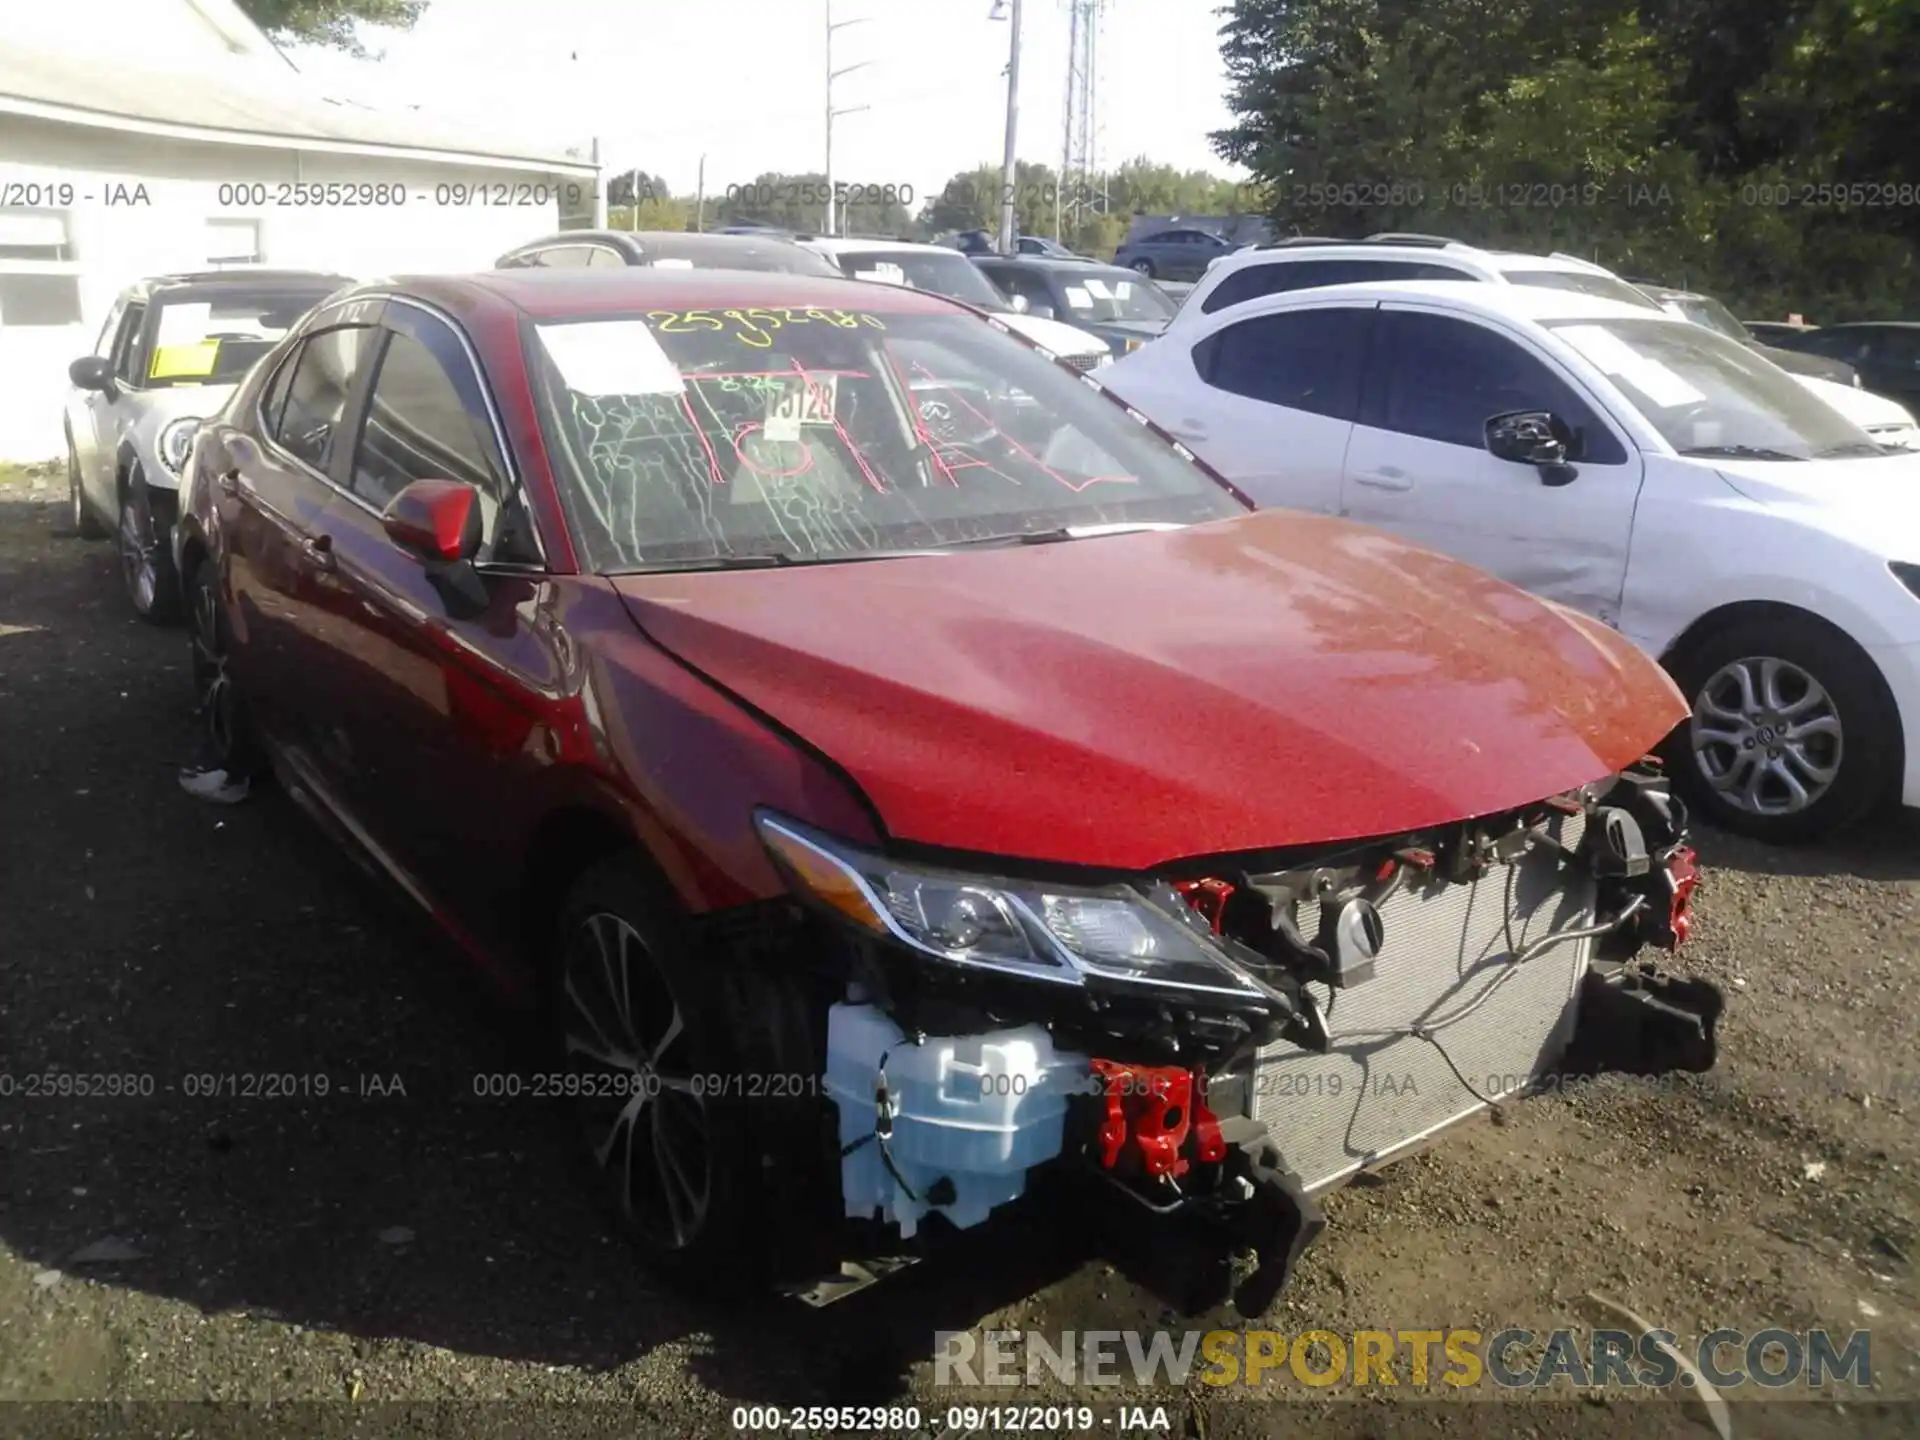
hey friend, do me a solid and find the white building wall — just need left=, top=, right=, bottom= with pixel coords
left=5, top=0, right=272, bottom=67
left=1, top=119, right=583, bottom=460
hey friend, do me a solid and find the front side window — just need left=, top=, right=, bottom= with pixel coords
left=348, top=329, right=505, bottom=510
left=271, top=325, right=375, bottom=473
left=524, top=305, right=1246, bottom=571
left=110, top=302, right=148, bottom=385
left=143, top=284, right=337, bottom=389
left=1194, top=307, right=1373, bottom=421
left=1369, top=311, right=1625, bottom=461
left=1549, top=316, right=1875, bottom=459
left=532, top=247, right=592, bottom=269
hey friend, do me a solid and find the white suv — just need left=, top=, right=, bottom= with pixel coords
left=1170, top=234, right=1660, bottom=331
left=1099, top=279, right=1920, bottom=844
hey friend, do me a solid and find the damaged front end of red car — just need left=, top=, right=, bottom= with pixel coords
left=755, top=758, right=1720, bottom=1317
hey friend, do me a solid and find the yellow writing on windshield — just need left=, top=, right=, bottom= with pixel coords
left=150, top=341, right=220, bottom=379
left=646, top=307, right=888, bottom=349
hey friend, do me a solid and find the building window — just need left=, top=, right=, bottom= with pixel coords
left=0, top=207, right=81, bottom=326
left=207, top=218, right=263, bottom=266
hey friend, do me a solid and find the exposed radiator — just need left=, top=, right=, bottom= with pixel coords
left=1249, top=822, right=1595, bottom=1194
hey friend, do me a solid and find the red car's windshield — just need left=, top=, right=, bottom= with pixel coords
left=523, top=306, right=1245, bottom=571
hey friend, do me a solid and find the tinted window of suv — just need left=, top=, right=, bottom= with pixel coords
left=1362, top=310, right=1625, bottom=463
left=1201, top=258, right=1467, bottom=314
left=1193, top=307, right=1374, bottom=420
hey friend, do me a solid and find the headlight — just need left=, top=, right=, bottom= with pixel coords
left=159, top=417, right=202, bottom=474
left=1125, top=337, right=1144, bottom=353
left=1093, top=349, right=1114, bottom=368
left=755, top=812, right=1267, bottom=999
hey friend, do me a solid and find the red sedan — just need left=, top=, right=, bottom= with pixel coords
left=174, top=268, right=1719, bottom=1312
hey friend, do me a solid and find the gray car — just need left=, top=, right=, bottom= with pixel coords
left=65, top=268, right=350, bottom=621
left=1111, top=226, right=1235, bottom=282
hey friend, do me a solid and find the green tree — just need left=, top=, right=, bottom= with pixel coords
left=920, top=162, right=1065, bottom=237
left=235, top=0, right=427, bottom=55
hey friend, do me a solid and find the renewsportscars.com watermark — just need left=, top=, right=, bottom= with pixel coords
left=934, top=1327, right=1873, bottom=1391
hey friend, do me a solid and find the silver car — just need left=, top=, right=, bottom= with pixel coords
left=65, top=268, right=351, bottom=621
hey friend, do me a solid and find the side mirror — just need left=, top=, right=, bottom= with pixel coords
left=382, top=478, right=483, bottom=562
left=69, top=356, right=115, bottom=394
left=1486, top=410, right=1571, bottom=465
left=382, top=478, right=489, bottom=616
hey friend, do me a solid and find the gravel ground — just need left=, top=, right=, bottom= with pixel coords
left=1, top=461, right=1917, bottom=1439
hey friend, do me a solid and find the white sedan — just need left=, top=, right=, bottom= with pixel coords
left=1098, top=279, right=1920, bottom=844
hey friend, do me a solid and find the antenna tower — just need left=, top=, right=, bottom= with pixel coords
left=1057, top=0, right=1106, bottom=239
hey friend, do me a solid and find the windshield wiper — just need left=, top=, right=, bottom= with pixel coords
left=619, top=547, right=949, bottom=574
left=1676, top=445, right=1807, bottom=461
left=946, top=522, right=1189, bottom=549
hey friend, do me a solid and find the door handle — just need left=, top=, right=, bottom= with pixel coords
left=216, top=469, right=239, bottom=496
left=1350, top=467, right=1412, bottom=491
left=303, top=533, right=336, bottom=570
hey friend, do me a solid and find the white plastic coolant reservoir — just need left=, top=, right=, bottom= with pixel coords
left=823, top=1002, right=1091, bottom=1238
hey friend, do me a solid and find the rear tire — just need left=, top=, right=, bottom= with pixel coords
left=1130, top=258, right=1156, bottom=278
left=1660, top=613, right=1897, bottom=844
left=68, top=437, right=105, bottom=539
left=551, top=854, right=827, bottom=1292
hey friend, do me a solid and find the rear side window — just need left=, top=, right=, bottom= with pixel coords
left=1201, top=258, right=1467, bottom=313
left=587, top=247, right=628, bottom=268
left=1192, top=307, right=1374, bottom=420
left=270, top=325, right=375, bottom=474
left=1362, top=310, right=1626, bottom=462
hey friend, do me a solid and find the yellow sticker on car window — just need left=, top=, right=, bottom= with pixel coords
left=150, top=341, right=219, bottom=379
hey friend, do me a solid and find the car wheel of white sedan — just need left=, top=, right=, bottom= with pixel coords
left=119, top=468, right=181, bottom=624
left=1664, top=614, right=1897, bottom=844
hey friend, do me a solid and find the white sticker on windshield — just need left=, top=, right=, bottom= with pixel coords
left=1083, top=278, right=1113, bottom=299
left=536, top=321, right=685, bottom=396
left=763, top=413, right=801, bottom=443
left=155, top=302, right=213, bottom=346
left=863, top=262, right=908, bottom=286
left=1063, top=285, right=1093, bottom=309
left=649, top=257, right=695, bottom=269
left=1559, top=324, right=1704, bottom=407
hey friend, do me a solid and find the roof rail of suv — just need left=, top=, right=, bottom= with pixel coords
left=1361, top=233, right=1460, bottom=248
left=1256, top=236, right=1347, bottom=249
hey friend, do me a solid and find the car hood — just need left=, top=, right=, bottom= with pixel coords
left=1078, top=318, right=1169, bottom=353
left=1795, top=374, right=1917, bottom=428
left=610, top=511, right=1685, bottom=871
left=998, top=310, right=1111, bottom=357
left=1710, top=451, right=1920, bottom=545
left=1757, top=341, right=1853, bottom=384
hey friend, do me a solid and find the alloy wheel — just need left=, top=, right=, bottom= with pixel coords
left=1689, top=654, right=1843, bottom=816
left=561, top=912, right=711, bottom=1251
left=120, top=490, right=159, bottom=612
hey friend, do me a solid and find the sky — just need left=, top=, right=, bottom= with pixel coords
left=289, top=0, right=1247, bottom=201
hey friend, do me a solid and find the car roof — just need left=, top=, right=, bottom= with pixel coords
left=371, top=267, right=970, bottom=319
left=127, top=268, right=352, bottom=298
left=800, top=237, right=950, bottom=255
left=977, top=255, right=1122, bottom=272
left=1226, top=278, right=1680, bottom=325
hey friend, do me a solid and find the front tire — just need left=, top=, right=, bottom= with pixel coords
left=186, top=555, right=263, bottom=777
left=68, top=437, right=105, bottom=539
left=1130, top=258, right=1156, bottom=278
left=1661, top=614, right=1897, bottom=843
left=120, top=468, right=181, bottom=623
left=551, top=855, right=823, bottom=1291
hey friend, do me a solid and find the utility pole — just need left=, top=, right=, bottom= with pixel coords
left=629, top=167, right=641, bottom=229
left=695, top=154, right=706, bottom=232
left=825, top=0, right=872, bottom=237
left=992, top=0, right=1022, bottom=254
